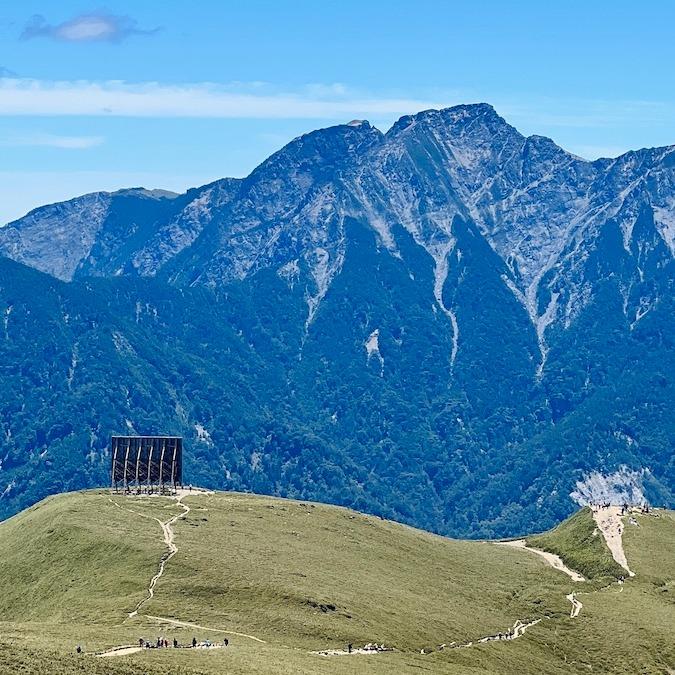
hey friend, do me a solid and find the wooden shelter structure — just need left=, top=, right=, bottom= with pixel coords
left=110, top=435, right=183, bottom=493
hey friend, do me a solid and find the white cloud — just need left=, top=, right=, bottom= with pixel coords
left=0, top=77, right=449, bottom=120
left=21, top=12, right=160, bottom=43
left=1, top=133, right=104, bottom=149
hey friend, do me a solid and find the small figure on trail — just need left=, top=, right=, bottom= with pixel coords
left=156, top=637, right=162, bottom=648
left=173, top=637, right=178, bottom=648
left=223, top=637, right=229, bottom=647
left=192, top=636, right=197, bottom=648
left=348, top=643, right=353, bottom=654
left=138, top=638, right=144, bottom=648
left=76, top=645, right=82, bottom=654
left=189, top=484, right=193, bottom=493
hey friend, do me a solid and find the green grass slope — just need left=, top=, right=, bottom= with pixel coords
left=0, top=490, right=672, bottom=674
left=527, top=507, right=626, bottom=580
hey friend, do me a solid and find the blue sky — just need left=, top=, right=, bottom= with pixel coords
left=1, top=0, right=674, bottom=224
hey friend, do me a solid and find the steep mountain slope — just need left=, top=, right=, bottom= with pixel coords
left=0, top=104, right=673, bottom=535
left=0, top=490, right=672, bottom=674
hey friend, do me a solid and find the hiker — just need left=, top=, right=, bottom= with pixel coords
left=348, top=643, right=353, bottom=654
left=223, top=637, right=229, bottom=647
left=138, top=638, right=144, bottom=648
left=173, top=637, right=178, bottom=648
left=76, top=645, right=82, bottom=654
left=192, top=636, right=197, bottom=648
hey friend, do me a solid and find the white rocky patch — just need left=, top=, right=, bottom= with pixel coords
left=570, top=467, right=648, bottom=507
left=112, top=331, right=136, bottom=356
left=652, top=203, right=675, bottom=255
left=1, top=479, right=15, bottom=498
left=304, top=243, right=345, bottom=329
left=277, top=259, right=300, bottom=288
left=66, top=343, right=79, bottom=390
left=195, top=423, right=213, bottom=445
left=630, top=295, right=656, bottom=330
left=3, top=304, right=12, bottom=339
left=365, top=329, right=384, bottom=376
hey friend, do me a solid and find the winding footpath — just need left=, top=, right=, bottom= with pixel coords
left=145, top=614, right=266, bottom=643
left=101, top=491, right=267, bottom=657
left=497, top=539, right=585, bottom=582
left=496, top=538, right=586, bottom=621
left=101, top=497, right=639, bottom=661
left=128, top=495, right=190, bottom=618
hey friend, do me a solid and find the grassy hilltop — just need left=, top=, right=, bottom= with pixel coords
left=0, top=490, right=673, bottom=674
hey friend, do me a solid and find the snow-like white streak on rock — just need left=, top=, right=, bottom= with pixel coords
left=534, top=291, right=559, bottom=378
left=304, top=242, right=345, bottom=329
left=430, top=240, right=459, bottom=369
left=3, top=305, right=12, bottom=339
left=365, top=328, right=384, bottom=376
left=631, top=295, right=655, bottom=330
left=277, top=259, right=300, bottom=288
left=67, top=342, right=79, bottom=390
left=0, top=479, right=15, bottom=498
left=570, top=467, right=647, bottom=507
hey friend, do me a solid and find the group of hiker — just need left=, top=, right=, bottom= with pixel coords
left=138, top=635, right=229, bottom=649
left=589, top=501, right=651, bottom=514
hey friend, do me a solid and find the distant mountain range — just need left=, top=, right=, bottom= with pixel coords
left=0, top=103, right=672, bottom=535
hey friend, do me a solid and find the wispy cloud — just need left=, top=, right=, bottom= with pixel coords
left=0, top=133, right=104, bottom=149
left=21, top=12, right=160, bottom=43
left=0, top=77, right=450, bottom=120
left=0, top=67, right=17, bottom=77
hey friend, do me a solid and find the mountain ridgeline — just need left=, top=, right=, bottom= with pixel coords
left=0, top=104, right=673, bottom=536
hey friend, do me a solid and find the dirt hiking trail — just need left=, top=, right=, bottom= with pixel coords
left=497, top=539, right=585, bottom=582
left=145, top=614, right=266, bottom=643
left=566, top=593, right=583, bottom=618
left=592, top=506, right=635, bottom=576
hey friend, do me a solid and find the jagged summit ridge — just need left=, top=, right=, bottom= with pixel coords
left=0, top=103, right=673, bottom=367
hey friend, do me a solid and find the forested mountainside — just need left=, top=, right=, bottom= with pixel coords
left=0, top=104, right=673, bottom=536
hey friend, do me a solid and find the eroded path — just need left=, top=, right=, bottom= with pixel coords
left=497, top=539, right=585, bottom=582
left=109, top=494, right=191, bottom=617
left=592, top=506, right=635, bottom=576
left=145, top=614, right=266, bottom=643
left=566, top=593, right=583, bottom=618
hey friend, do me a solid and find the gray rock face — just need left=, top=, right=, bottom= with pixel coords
left=0, top=192, right=112, bottom=281
left=1, top=104, right=673, bottom=368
